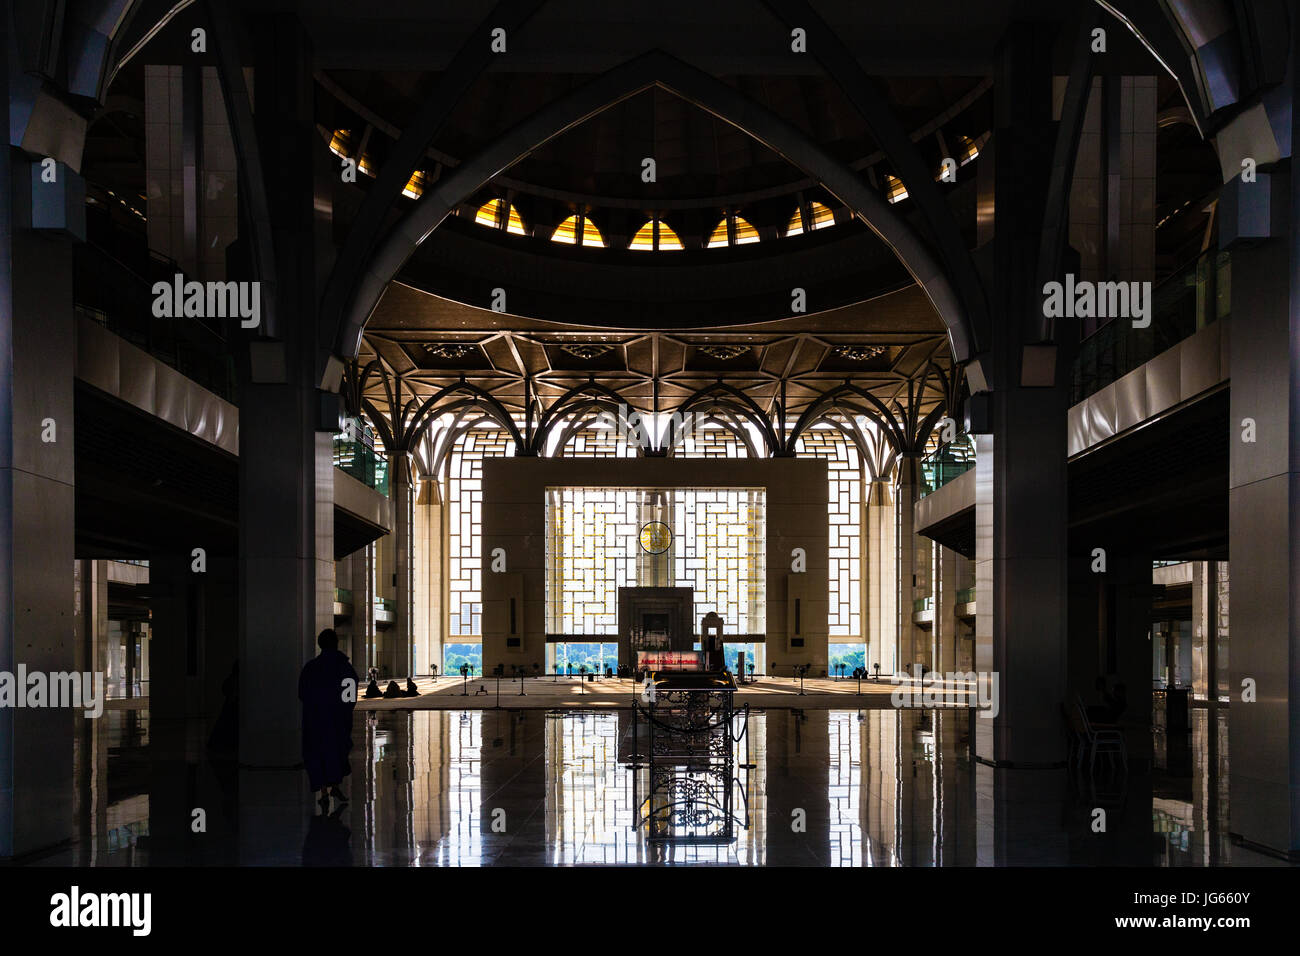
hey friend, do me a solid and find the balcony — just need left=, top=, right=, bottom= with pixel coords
left=74, top=206, right=238, bottom=403
left=334, top=434, right=389, bottom=496
left=919, top=434, right=975, bottom=499
left=1072, top=249, right=1230, bottom=405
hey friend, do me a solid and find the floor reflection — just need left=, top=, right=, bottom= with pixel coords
left=42, top=701, right=1287, bottom=866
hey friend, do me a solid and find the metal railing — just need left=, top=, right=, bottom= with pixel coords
left=74, top=200, right=238, bottom=402
left=919, top=434, right=976, bottom=498
left=1072, top=249, right=1230, bottom=404
left=333, top=434, right=389, bottom=495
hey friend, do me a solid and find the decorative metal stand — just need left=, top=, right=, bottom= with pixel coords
left=629, top=676, right=750, bottom=845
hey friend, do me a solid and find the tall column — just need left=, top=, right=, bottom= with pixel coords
left=389, top=452, right=413, bottom=678
left=413, top=477, right=443, bottom=675
left=235, top=14, right=334, bottom=865
left=1225, top=156, right=1300, bottom=855
left=935, top=546, right=959, bottom=674
left=0, top=208, right=78, bottom=857
left=1110, top=552, right=1154, bottom=770
left=866, top=479, right=896, bottom=673
left=895, top=455, right=926, bottom=672
left=973, top=23, right=1069, bottom=769
left=349, top=544, right=374, bottom=674
left=237, top=14, right=334, bottom=766
left=1190, top=561, right=1213, bottom=701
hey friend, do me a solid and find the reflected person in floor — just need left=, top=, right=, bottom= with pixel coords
left=298, top=628, right=359, bottom=812
left=207, top=660, right=239, bottom=753
left=302, top=804, right=353, bottom=866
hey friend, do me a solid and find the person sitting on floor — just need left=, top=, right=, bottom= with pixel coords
left=383, top=680, right=402, bottom=699
left=364, top=679, right=383, bottom=699
left=403, top=677, right=419, bottom=697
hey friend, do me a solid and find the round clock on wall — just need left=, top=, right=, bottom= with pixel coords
left=638, top=520, right=672, bottom=554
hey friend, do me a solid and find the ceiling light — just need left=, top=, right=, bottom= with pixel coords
left=834, top=344, right=887, bottom=362
left=427, top=343, right=475, bottom=360
left=561, top=344, right=613, bottom=360
left=698, top=345, right=749, bottom=360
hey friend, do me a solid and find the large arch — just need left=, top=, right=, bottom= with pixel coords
left=317, top=0, right=549, bottom=354
left=333, top=49, right=980, bottom=366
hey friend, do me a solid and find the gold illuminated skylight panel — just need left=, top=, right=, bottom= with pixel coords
left=474, top=198, right=527, bottom=235
left=475, top=198, right=503, bottom=227
left=786, top=200, right=833, bottom=236
left=656, top=220, right=683, bottom=250
left=733, top=216, right=759, bottom=245
left=551, top=215, right=606, bottom=248
left=630, top=219, right=682, bottom=251
left=328, top=129, right=352, bottom=158
left=708, top=216, right=761, bottom=248
left=958, top=134, right=979, bottom=165
left=401, top=170, right=425, bottom=199
left=580, top=218, right=605, bottom=248
left=630, top=220, right=656, bottom=250
left=328, top=129, right=375, bottom=178
left=504, top=204, right=526, bottom=235
left=885, top=174, right=908, bottom=204
left=552, top=215, right=579, bottom=244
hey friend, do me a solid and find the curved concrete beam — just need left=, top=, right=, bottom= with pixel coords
left=335, top=50, right=977, bottom=365
left=760, top=0, right=989, bottom=357
left=318, top=0, right=548, bottom=359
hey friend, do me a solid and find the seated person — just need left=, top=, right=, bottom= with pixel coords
left=403, top=678, right=419, bottom=697
left=383, top=680, right=402, bottom=699
left=364, top=678, right=382, bottom=698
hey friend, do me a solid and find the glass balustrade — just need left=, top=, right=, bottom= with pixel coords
left=333, top=433, right=390, bottom=496
left=919, top=434, right=976, bottom=498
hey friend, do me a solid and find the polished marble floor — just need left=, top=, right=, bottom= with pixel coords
left=29, top=701, right=1286, bottom=866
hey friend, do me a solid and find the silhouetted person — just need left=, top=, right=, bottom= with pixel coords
left=403, top=677, right=419, bottom=697
left=298, top=628, right=358, bottom=811
left=364, top=678, right=382, bottom=698
left=207, top=660, right=239, bottom=753
left=383, top=680, right=402, bottom=699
